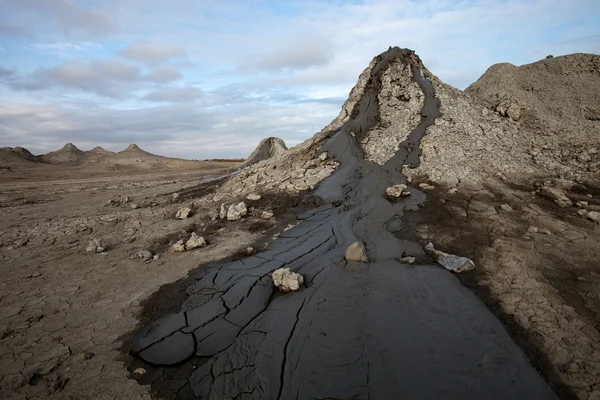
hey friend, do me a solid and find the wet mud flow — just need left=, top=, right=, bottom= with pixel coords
left=132, top=48, right=557, bottom=399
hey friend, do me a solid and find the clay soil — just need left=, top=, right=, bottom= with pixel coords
left=0, top=162, right=308, bottom=400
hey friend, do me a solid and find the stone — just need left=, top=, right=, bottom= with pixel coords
left=176, top=207, right=192, bottom=219
left=246, top=193, right=261, bottom=201
left=345, top=242, right=369, bottom=262
left=576, top=201, right=589, bottom=208
left=400, top=256, right=416, bottom=264
left=246, top=247, right=254, bottom=256
left=185, top=233, right=206, bottom=250
left=587, top=211, right=600, bottom=222
left=170, top=240, right=186, bottom=252
left=86, top=238, right=106, bottom=253
left=272, top=268, right=304, bottom=292
left=418, top=182, right=435, bottom=190
left=499, top=204, right=513, bottom=212
left=447, top=188, right=458, bottom=195
left=319, top=151, right=328, bottom=161
left=260, top=211, right=274, bottom=220
left=133, top=368, right=146, bottom=375
left=538, top=186, right=572, bottom=208
left=506, top=103, right=521, bottom=121
left=385, top=184, right=409, bottom=198
left=130, top=203, right=140, bottom=209
left=226, top=202, right=247, bottom=221
left=172, top=193, right=180, bottom=202
left=124, top=196, right=130, bottom=203
left=577, top=209, right=588, bottom=217
left=135, top=250, right=153, bottom=261
left=219, top=204, right=227, bottom=219
left=527, top=226, right=539, bottom=234
left=540, top=229, right=551, bottom=235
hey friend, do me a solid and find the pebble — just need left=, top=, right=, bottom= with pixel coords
left=400, top=256, right=416, bottom=264
left=499, top=204, right=513, bottom=212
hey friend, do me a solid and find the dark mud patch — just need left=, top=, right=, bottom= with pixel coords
left=118, top=191, right=323, bottom=399
left=400, top=179, right=595, bottom=400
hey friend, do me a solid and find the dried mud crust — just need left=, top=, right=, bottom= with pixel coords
left=398, top=178, right=600, bottom=400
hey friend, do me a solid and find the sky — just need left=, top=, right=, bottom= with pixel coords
left=0, top=0, right=599, bottom=159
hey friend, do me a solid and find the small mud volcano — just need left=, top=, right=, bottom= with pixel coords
left=130, top=48, right=556, bottom=399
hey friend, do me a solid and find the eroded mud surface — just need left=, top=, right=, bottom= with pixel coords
left=132, top=48, right=557, bottom=399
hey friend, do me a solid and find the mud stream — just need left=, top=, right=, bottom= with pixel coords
left=132, top=48, right=557, bottom=399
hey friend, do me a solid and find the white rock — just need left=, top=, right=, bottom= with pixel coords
left=246, top=247, right=254, bottom=256
left=260, top=211, right=274, bottom=220
left=447, top=188, right=458, bottom=195
left=170, top=240, right=186, bottom=252
left=226, top=202, right=247, bottom=221
left=247, top=193, right=261, bottom=201
left=219, top=204, right=227, bottom=219
left=577, top=209, right=588, bottom=217
left=86, top=238, right=106, bottom=253
left=175, top=207, right=192, bottom=219
left=185, top=233, right=206, bottom=250
left=587, top=211, right=600, bottom=223
left=419, top=182, right=435, bottom=190
left=499, top=204, right=513, bottom=212
left=527, top=226, right=539, bottom=234
left=172, top=193, right=180, bottom=202
left=385, top=184, right=409, bottom=198
left=272, top=268, right=304, bottom=292
left=135, top=250, right=153, bottom=261
left=345, top=242, right=369, bottom=262
left=318, top=151, right=328, bottom=161
left=576, top=201, right=589, bottom=208
left=400, top=256, right=416, bottom=264
left=130, top=203, right=139, bottom=209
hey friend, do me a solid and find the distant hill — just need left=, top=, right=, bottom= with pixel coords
left=0, top=146, right=39, bottom=168
left=40, top=142, right=86, bottom=164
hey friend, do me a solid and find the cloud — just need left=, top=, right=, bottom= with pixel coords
left=0, top=23, right=32, bottom=38
left=25, top=41, right=102, bottom=58
left=117, top=41, right=187, bottom=66
left=144, top=66, right=183, bottom=83
left=8, top=0, right=117, bottom=38
left=0, top=66, right=14, bottom=77
left=143, top=86, right=203, bottom=103
left=252, top=32, right=335, bottom=72
left=9, top=59, right=142, bottom=98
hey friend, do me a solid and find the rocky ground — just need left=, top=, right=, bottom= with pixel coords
left=0, top=164, right=313, bottom=400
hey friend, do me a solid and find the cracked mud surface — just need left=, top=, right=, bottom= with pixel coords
left=132, top=49, right=556, bottom=399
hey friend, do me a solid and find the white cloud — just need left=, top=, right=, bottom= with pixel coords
left=117, top=41, right=187, bottom=66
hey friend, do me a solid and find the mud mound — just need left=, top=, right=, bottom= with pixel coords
left=241, top=137, right=288, bottom=167
left=40, top=142, right=86, bottom=164
left=0, top=147, right=39, bottom=168
left=465, top=53, right=600, bottom=179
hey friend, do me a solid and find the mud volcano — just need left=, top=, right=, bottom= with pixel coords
left=131, top=48, right=556, bottom=399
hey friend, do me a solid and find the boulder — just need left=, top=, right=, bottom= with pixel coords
left=86, top=238, right=106, bottom=253
left=170, top=240, right=186, bottom=252
left=175, top=207, right=192, bottom=219
left=345, top=242, right=369, bottom=262
left=226, top=202, right=247, bottom=221
left=587, top=211, right=600, bottom=223
left=185, top=233, right=206, bottom=250
left=385, top=184, right=410, bottom=198
left=272, top=268, right=304, bottom=292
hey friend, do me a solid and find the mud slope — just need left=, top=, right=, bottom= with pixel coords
left=241, top=137, right=287, bottom=167
left=131, top=48, right=556, bottom=399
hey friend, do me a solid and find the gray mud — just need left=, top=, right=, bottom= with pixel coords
left=131, top=48, right=557, bottom=399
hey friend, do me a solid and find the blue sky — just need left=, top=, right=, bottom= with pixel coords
left=0, top=0, right=599, bottom=159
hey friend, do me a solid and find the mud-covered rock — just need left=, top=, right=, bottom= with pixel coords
left=86, top=238, right=106, bottom=253
left=170, top=240, right=186, bottom=252
left=272, top=268, right=304, bottom=292
left=185, top=233, right=206, bottom=250
left=226, top=202, right=247, bottom=221
left=175, top=207, right=192, bottom=219
left=345, top=242, right=369, bottom=262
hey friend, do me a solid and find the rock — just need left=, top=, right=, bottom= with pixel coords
left=446, top=205, right=467, bottom=218
left=246, top=193, right=261, bottom=201
left=499, top=204, right=513, bottom=212
left=318, top=151, right=328, bottom=161
left=540, top=229, right=551, bottom=235
left=385, top=184, right=410, bottom=198
left=175, top=207, right=192, bottom=219
left=135, top=250, right=153, bottom=261
left=447, top=188, right=458, bottom=195
left=506, top=103, right=521, bottom=121
left=260, top=211, right=274, bottom=220
left=152, top=254, right=160, bottom=261
left=527, top=226, right=539, bottom=234
left=418, top=182, right=435, bottom=190
left=124, top=196, right=130, bottom=203
left=219, top=204, right=227, bottom=219
left=576, top=201, right=589, bottom=208
left=133, top=367, right=146, bottom=375
left=345, top=242, right=369, bottom=262
left=86, top=238, right=106, bottom=253
left=538, top=186, right=572, bottom=208
left=400, top=256, right=416, bottom=264
left=246, top=247, right=255, bottom=256
left=170, top=240, right=186, bottom=252
left=587, top=211, right=600, bottom=222
left=130, top=203, right=140, bottom=209
left=577, top=209, right=588, bottom=217
left=172, top=193, right=180, bottom=202
left=226, top=202, right=247, bottom=221
left=272, top=268, right=304, bottom=292
left=185, top=233, right=206, bottom=250
left=425, top=242, right=475, bottom=273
